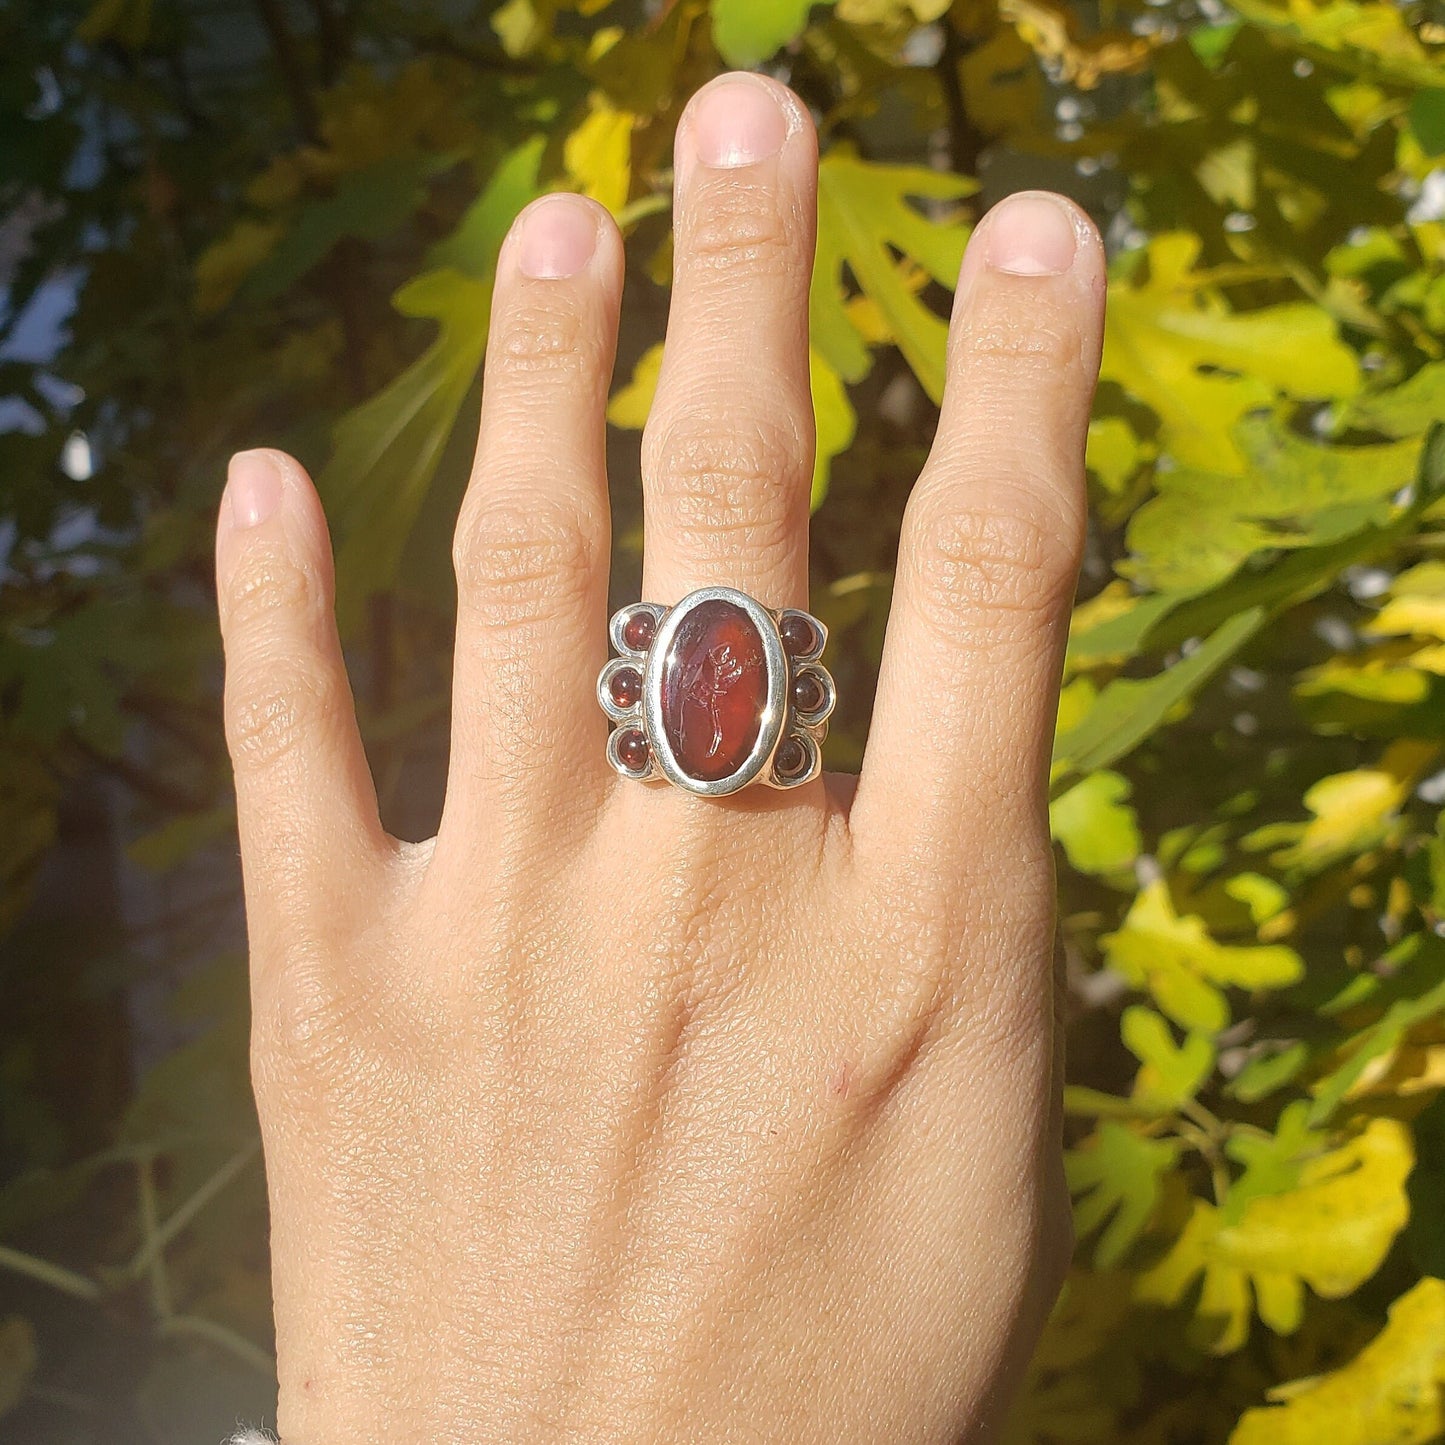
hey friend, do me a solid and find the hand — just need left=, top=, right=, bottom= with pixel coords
left=216, top=71, right=1105, bottom=1444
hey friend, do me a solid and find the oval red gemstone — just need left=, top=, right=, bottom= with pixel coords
left=661, top=599, right=768, bottom=783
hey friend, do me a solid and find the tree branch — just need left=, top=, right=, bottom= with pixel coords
left=306, top=0, right=350, bottom=82
left=251, top=0, right=320, bottom=140
left=937, top=18, right=987, bottom=178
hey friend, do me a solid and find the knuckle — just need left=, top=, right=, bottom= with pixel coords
left=222, top=541, right=325, bottom=636
left=680, top=177, right=796, bottom=276
left=452, top=496, right=599, bottom=629
left=491, top=297, right=605, bottom=381
left=643, top=409, right=809, bottom=555
left=903, top=485, right=1080, bottom=633
left=225, top=655, right=346, bottom=771
left=252, top=953, right=373, bottom=1095
left=952, top=301, right=1085, bottom=378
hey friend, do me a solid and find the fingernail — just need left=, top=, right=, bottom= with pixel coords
left=227, top=450, right=284, bottom=530
left=985, top=192, right=1079, bottom=277
left=515, top=194, right=599, bottom=280
left=691, top=75, right=788, bottom=169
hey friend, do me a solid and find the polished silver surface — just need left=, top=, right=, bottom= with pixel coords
left=598, top=586, right=833, bottom=796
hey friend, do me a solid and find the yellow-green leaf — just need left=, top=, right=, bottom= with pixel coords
left=564, top=95, right=635, bottom=215
left=1067, top=1120, right=1181, bottom=1268
left=0, top=1316, right=36, bottom=1418
left=809, top=345, right=856, bottom=508
left=1248, top=739, right=1436, bottom=872
left=1085, top=415, right=1148, bottom=495
left=1050, top=770, right=1142, bottom=876
left=1101, top=233, right=1358, bottom=473
left=1102, top=880, right=1304, bottom=1032
left=1053, top=609, right=1264, bottom=779
left=812, top=149, right=974, bottom=402
left=712, top=0, right=834, bottom=66
left=607, top=342, right=664, bottom=430
left=1367, top=561, right=1445, bottom=640
left=1137, top=1118, right=1413, bottom=1352
left=1229, top=0, right=1445, bottom=90
left=323, top=139, right=544, bottom=623
left=1228, top=1278, right=1445, bottom=1445
left=1124, top=416, right=1421, bottom=593
left=1123, top=1006, right=1215, bottom=1113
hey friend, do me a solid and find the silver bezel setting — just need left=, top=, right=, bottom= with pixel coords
left=599, top=587, right=833, bottom=797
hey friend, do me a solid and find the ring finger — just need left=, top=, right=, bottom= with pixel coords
left=640, top=72, right=819, bottom=612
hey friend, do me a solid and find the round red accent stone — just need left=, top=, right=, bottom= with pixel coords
left=780, top=614, right=817, bottom=657
left=622, top=611, right=656, bottom=651
left=617, top=728, right=650, bottom=772
left=660, top=598, right=767, bottom=783
left=791, top=670, right=825, bottom=715
left=775, top=736, right=809, bottom=779
left=609, top=667, right=642, bottom=709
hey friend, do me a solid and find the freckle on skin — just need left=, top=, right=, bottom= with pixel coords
left=830, top=1060, right=853, bottom=1099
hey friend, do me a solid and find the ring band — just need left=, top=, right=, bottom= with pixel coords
left=598, top=586, right=834, bottom=796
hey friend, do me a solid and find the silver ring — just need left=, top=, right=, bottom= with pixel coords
left=597, top=586, right=834, bottom=796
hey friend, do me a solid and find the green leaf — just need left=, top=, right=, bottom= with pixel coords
left=812, top=149, right=974, bottom=402
left=1124, top=416, right=1420, bottom=594
left=1053, top=608, right=1265, bottom=778
left=1228, top=1278, right=1445, bottom=1445
left=1102, top=881, right=1303, bottom=1032
left=1347, top=361, right=1445, bottom=438
left=238, top=153, right=444, bottom=305
left=1227, top=1042, right=1308, bottom=1103
left=322, top=140, right=544, bottom=622
left=1410, top=88, right=1445, bottom=156
left=1101, top=234, right=1358, bottom=473
left=1311, top=934, right=1445, bottom=1124
left=1222, top=1100, right=1329, bottom=1221
left=1050, top=770, right=1142, bottom=876
left=1190, top=18, right=1242, bottom=68
left=1067, top=1121, right=1181, bottom=1268
left=711, top=0, right=835, bottom=65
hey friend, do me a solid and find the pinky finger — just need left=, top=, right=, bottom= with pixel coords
left=216, top=450, right=391, bottom=956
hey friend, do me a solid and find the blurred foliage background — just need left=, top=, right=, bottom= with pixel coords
left=2, top=0, right=1445, bottom=1438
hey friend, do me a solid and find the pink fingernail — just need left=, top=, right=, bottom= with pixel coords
left=690, top=75, right=788, bottom=169
left=985, top=192, right=1080, bottom=277
left=227, top=450, right=284, bottom=529
left=515, top=194, right=599, bottom=280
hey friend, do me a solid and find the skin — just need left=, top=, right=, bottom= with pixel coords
left=216, top=72, right=1105, bottom=1445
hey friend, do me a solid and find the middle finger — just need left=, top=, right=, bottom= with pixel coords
left=641, top=73, right=819, bottom=612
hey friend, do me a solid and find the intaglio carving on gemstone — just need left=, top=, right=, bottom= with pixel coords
left=597, top=586, right=835, bottom=796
